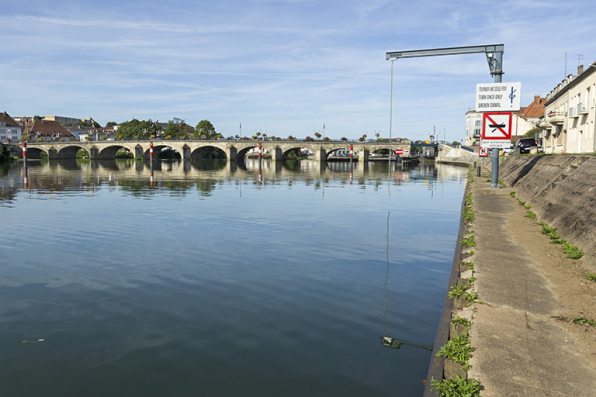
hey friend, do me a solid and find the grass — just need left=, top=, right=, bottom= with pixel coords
left=562, top=241, right=584, bottom=259
left=525, top=211, right=537, bottom=220
left=524, top=204, right=532, bottom=209
left=586, top=272, right=596, bottom=282
left=436, top=334, right=474, bottom=370
left=572, top=317, right=596, bottom=326
left=509, top=191, right=516, bottom=198
left=461, top=236, right=477, bottom=248
left=431, top=375, right=481, bottom=396
left=518, top=200, right=526, bottom=206
left=498, top=179, right=506, bottom=187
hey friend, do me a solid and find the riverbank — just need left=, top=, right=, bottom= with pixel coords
left=426, top=156, right=596, bottom=396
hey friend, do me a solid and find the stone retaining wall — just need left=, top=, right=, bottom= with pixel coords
left=499, top=155, right=596, bottom=265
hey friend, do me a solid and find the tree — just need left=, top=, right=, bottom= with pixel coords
left=165, top=118, right=193, bottom=139
left=115, top=119, right=157, bottom=139
left=341, top=137, right=348, bottom=141
left=106, top=121, right=117, bottom=127
left=195, top=120, right=216, bottom=139
left=524, top=125, right=539, bottom=138
left=0, top=143, right=12, bottom=163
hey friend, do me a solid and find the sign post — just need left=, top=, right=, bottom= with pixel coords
left=476, top=83, right=521, bottom=188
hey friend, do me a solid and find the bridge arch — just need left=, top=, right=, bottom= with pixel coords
left=26, top=147, right=49, bottom=159
left=57, top=144, right=90, bottom=159
left=190, top=145, right=226, bottom=160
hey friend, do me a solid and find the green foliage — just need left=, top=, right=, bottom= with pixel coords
left=115, top=149, right=133, bottom=159
left=572, top=317, right=596, bottom=326
left=164, top=118, right=194, bottom=139
left=586, top=272, right=596, bottom=282
left=540, top=225, right=560, bottom=240
left=448, top=285, right=478, bottom=303
left=498, top=179, right=506, bottom=187
left=525, top=211, right=537, bottom=220
left=509, top=191, right=516, bottom=198
left=106, top=121, right=117, bottom=127
left=524, top=125, right=539, bottom=138
left=0, top=143, right=13, bottom=164
left=431, top=376, right=481, bottom=397
left=451, top=317, right=472, bottom=329
left=461, top=236, right=476, bottom=248
left=460, top=261, right=475, bottom=272
left=518, top=200, right=526, bottom=206
left=562, top=242, right=584, bottom=259
left=524, top=204, right=532, bottom=209
left=436, top=334, right=474, bottom=370
left=116, top=119, right=159, bottom=139
left=463, top=209, right=475, bottom=223
left=195, top=120, right=217, bottom=139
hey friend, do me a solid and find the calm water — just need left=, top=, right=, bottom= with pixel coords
left=0, top=159, right=466, bottom=396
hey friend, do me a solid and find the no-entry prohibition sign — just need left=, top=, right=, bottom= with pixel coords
left=482, top=112, right=512, bottom=140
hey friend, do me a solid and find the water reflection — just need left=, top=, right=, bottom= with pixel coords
left=0, top=157, right=467, bottom=396
left=0, top=159, right=466, bottom=205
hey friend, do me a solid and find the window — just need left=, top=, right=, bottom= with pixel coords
left=475, top=120, right=481, bottom=126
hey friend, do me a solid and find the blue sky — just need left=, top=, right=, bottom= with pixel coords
left=2, top=0, right=595, bottom=141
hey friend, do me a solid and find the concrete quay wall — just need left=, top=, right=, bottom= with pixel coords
left=498, top=155, right=596, bottom=263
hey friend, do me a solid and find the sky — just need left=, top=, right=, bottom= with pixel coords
left=2, top=0, right=595, bottom=141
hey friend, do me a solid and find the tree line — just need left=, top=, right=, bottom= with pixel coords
left=115, top=119, right=218, bottom=140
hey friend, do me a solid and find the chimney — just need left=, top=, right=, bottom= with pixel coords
left=534, top=95, right=540, bottom=104
left=578, top=64, right=584, bottom=74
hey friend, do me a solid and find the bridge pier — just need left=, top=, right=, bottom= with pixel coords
left=313, top=148, right=327, bottom=162
left=225, top=146, right=238, bottom=161
left=355, top=148, right=369, bottom=163
left=48, top=148, right=60, bottom=159
left=270, top=147, right=282, bottom=161
left=182, top=145, right=191, bottom=160
left=134, top=145, right=144, bottom=159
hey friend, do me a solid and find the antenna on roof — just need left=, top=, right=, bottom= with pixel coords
left=576, top=54, right=584, bottom=69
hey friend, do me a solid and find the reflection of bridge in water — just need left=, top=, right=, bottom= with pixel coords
left=1, top=159, right=467, bottom=204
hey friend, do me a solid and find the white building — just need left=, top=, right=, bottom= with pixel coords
left=540, top=63, right=596, bottom=154
left=0, top=112, right=22, bottom=142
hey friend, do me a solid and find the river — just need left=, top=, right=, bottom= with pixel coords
left=0, top=159, right=466, bottom=396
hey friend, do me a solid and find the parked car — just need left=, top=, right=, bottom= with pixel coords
left=515, top=138, right=538, bottom=154
left=502, top=145, right=515, bottom=155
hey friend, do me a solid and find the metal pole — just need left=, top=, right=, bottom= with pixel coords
left=350, top=143, right=353, bottom=166
left=150, top=141, right=154, bottom=161
left=491, top=51, right=503, bottom=188
left=389, top=60, right=394, bottom=165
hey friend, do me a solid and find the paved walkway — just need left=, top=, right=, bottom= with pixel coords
left=464, top=172, right=596, bottom=396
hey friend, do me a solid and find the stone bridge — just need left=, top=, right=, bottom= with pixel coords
left=20, top=140, right=411, bottom=162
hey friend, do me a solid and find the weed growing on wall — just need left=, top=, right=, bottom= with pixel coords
left=436, top=334, right=474, bottom=370
left=431, top=375, right=481, bottom=397
left=461, top=236, right=476, bottom=248
left=573, top=317, right=596, bottom=326
left=562, top=242, right=584, bottom=259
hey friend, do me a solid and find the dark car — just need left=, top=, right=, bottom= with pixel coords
left=516, top=138, right=538, bottom=154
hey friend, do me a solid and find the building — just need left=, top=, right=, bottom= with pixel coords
left=0, top=112, right=22, bottom=142
left=540, top=63, right=596, bottom=154
left=465, top=96, right=544, bottom=146
left=26, top=119, right=75, bottom=142
left=44, top=115, right=96, bottom=126
left=78, top=127, right=115, bottom=141
left=464, top=109, right=483, bottom=146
